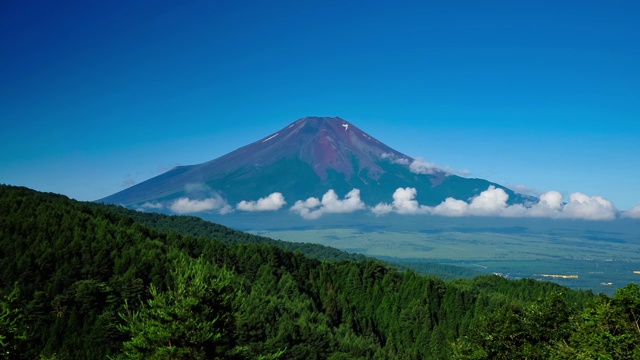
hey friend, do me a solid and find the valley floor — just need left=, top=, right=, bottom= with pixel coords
left=246, top=215, right=640, bottom=295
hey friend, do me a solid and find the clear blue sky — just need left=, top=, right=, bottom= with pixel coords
left=1, top=0, right=639, bottom=210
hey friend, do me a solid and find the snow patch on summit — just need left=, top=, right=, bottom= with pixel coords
left=342, top=124, right=349, bottom=131
left=262, top=133, right=279, bottom=142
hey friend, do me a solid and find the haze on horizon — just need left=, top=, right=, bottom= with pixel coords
left=1, top=1, right=639, bottom=211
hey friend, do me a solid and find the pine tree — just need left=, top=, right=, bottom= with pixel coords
left=116, top=256, right=238, bottom=359
left=0, top=283, right=28, bottom=359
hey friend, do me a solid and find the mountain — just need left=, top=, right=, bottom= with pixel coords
left=100, top=116, right=529, bottom=210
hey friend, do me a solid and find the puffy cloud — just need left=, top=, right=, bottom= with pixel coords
left=622, top=205, right=640, bottom=219
left=372, top=186, right=619, bottom=221
left=290, top=198, right=321, bottom=219
left=371, top=202, right=394, bottom=216
left=237, top=192, right=286, bottom=212
left=372, top=187, right=431, bottom=215
left=137, top=201, right=164, bottom=211
left=167, top=183, right=233, bottom=215
left=374, top=186, right=512, bottom=217
left=469, top=186, right=509, bottom=214
left=320, top=189, right=366, bottom=213
left=525, top=191, right=563, bottom=218
left=539, top=191, right=564, bottom=210
left=291, top=189, right=365, bottom=220
left=170, top=197, right=223, bottom=214
left=431, top=197, right=469, bottom=217
left=290, top=199, right=323, bottom=220
left=392, top=187, right=430, bottom=214
left=561, top=193, right=617, bottom=221
left=218, top=204, right=235, bottom=215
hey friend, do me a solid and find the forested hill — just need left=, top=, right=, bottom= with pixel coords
left=95, top=201, right=369, bottom=263
left=1, top=185, right=639, bottom=359
left=97, top=201, right=482, bottom=279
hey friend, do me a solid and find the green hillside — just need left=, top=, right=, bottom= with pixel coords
left=93, top=201, right=370, bottom=263
left=1, top=185, right=638, bottom=359
left=97, top=201, right=482, bottom=280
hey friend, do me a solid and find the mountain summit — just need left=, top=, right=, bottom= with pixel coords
left=100, top=116, right=525, bottom=210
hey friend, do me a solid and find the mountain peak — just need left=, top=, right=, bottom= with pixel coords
left=277, top=116, right=405, bottom=180
left=290, top=116, right=352, bottom=134
left=299, top=116, right=346, bottom=123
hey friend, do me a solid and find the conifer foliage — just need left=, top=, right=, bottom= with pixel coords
left=0, top=185, right=638, bottom=359
left=116, top=256, right=238, bottom=359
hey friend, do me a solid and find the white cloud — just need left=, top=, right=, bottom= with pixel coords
left=290, top=197, right=321, bottom=219
left=237, top=192, right=286, bottom=212
left=219, top=204, right=235, bottom=215
left=392, top=187, right=430, bottom=214
left=409, top=158, right=441, bottom=175
left=291, top=189, right=365, bottom=219
left=622, top=205, right=640, bottom=219
left=560, top=193, right=617, bottom=221
left=169, top=185, right=232, bottom=215
left=431, top=197, right=469, bottom=217
left=166, top=183, right=233, bottom=215
left=170, top=197, right=221, bottom=214
left=381, top=153, right=411, bottom=165
left=539, top=191, right=564, bottom=210
left=372, top=187, right=431, bottom=215
left=408, top=157, right=470, bottom=177
left=468, top=186, right=509, bottom=215
left=374, top=186, right=510, bottom=217
left=525, top=190, right=563, bottom=218
left=381, top=154, right=470, bottom=177
left=138, top=201, right=164, bottom=210
left=372, top=186, right=619, bottom=221
left=321, top=189, right=366, bottom=213
left=291, top=198, right=325, bottom=220
left=371, top=202, right=394, bottom=216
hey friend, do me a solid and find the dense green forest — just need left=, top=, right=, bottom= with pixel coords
left=100, top=203, right=482, bottom=280
left=1, top=185, right=639, bottom=359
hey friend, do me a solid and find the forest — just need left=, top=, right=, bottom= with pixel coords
left=1, top=185, right=639, bottom=359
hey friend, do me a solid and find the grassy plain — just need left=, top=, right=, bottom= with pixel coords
left=234, top=213, right=640, bottom=295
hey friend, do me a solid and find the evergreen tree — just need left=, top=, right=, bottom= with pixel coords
left=0, top=283, right=28, bottom=359
left=116, top=256, right=238, bottom=360
left=552, top=283, right=640, bottom=359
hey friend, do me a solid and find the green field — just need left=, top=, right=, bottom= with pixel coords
left=241, top=214, right=640, bottom=295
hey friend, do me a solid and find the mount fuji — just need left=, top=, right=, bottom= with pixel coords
left=100, top=117, right=530, bottom=212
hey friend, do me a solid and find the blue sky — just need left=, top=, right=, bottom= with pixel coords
left=1, top=0, right=639, bottom=210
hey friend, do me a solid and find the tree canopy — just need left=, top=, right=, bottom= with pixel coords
left=1, top=185, right=637, bottom=359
